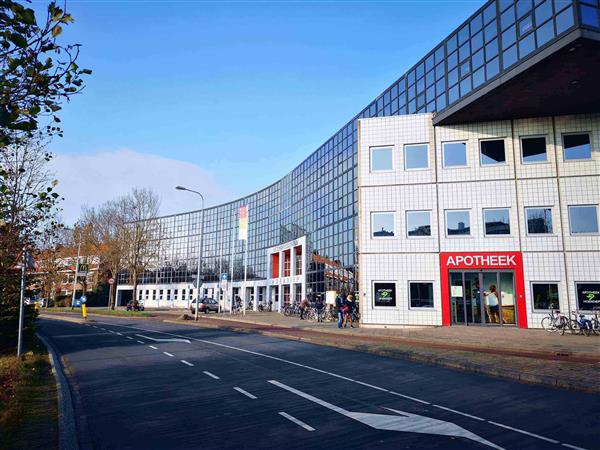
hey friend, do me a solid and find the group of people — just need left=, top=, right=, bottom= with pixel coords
left=335, top=293, right=356, bottom=328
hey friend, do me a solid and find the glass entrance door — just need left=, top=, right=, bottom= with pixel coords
left=450, top=270, right=516, bottom=326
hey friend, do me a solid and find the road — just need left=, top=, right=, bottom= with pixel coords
left=38, top=316, right=599, bottom=450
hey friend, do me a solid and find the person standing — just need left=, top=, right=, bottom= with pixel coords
left=300, top=296, right=310, bottom=320
left=344, top=294, right=356, bottom=328
left=335, top=292, right=345, bottom=328
left=315, top=295, right=325, bottom=322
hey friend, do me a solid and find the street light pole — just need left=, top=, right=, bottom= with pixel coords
left=176, top=186, right=204, bottom=322
left=70, top=237, right=81, bottom=310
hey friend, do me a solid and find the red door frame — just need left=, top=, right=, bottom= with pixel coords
left=440, top=252, right=527, bottom=328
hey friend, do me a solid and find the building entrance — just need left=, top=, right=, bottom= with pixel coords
left=450, top=270, right=516, bottom=326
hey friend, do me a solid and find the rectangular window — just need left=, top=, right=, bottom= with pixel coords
left=404, top=144, right=429, bottom=169
left=370, top=146, right=393, bottom=172
left=373, top=282, right=396, bottom=307
left=521, top=136, right=547, bottom=163
left=532, top=283, right=559, bottom=310
left=480, top=139, right=506, bottom=165
left=484, top=208, right=511, bottom=235
left=372, top=212, right=395, bottom=238
left=526, top=207, right=553, bottom=234
left=576, top=283, right=600, bottom=311
left=406, top=211, right=431, bottom=237
left=563, top=133, right=592, bottom=160
left=568, top=205, right=599, bottom=234
left=446, top=210, right=471, bottom=236
left=410, top=282, right=434, bottom=308
left=443, top=142, right=468, bottom=167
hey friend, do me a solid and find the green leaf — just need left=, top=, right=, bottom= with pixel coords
left=9, top=33, right=28, bottom=48
left=17, top=8, right=36, bottom=25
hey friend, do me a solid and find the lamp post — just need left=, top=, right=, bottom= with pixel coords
left=70, top=228, right=82, bottom=310
left=176, top=186, right=204, bottom=321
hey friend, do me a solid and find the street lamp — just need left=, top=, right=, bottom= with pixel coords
left=176, top=186, right=205, bottom=321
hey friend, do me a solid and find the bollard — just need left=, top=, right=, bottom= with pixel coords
left=81, top=303, right=88, bottom=320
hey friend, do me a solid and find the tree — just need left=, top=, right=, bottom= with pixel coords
left=121, top=188, right=162, bottom=305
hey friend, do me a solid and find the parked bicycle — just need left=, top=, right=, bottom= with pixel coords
left=541, top=308, right=569, bottom=334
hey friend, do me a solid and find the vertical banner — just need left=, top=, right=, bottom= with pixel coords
left=239, top=205, right=248, bottom=240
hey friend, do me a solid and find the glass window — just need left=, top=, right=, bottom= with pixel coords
left=519, top=33, right=536, bottom=57
left=502, top=25, right=517, bottom=48
left=563, top=133, right=592, bottom=160
left=521, top=136, right=547, bottom=163
left=576, top=283, right=600, bottom=311
left=484, top=208, right=511, bottom=235
left=473, top=67, right=485, bottom=88
left=518, top=14, right=534, bottom=36
left=555, top=6, right=574, bottom=34
left=486, top=39, right=499, bottom=61
left=448, top=67, right=458, bottom=86
left=503, top=44, right=518, bottom=68
left=568, top=205, right=599, bottom=234
left=535, top=0, right=553, bottom=25
left=410, top=282, right=434, bottom=308
left=370, top=146, right=393, bottom=171
left=406, top=211, right=431, bottom=237
left=536, top=19, right=555, bottom=46
left=472, top=31, right=484, bottom=51
left=484, top=21, right=498, bottom=42
left=374, top=282, right=396, bottom=307
left=472, top=48, right=484, bottom=69
left=532, top=283, right=560, bottom=310
left=526, top=207, right=553, bottom=234
left=446, top=210, right=471, bottom=236
left=486, top=57, right=500, bottom=78
left=517, top=0, right=532, bottom=18
left=580, top=4, right=600, bottom=28
left=484, top=3, right=496, bottom=24
left=501, top=6, right=516, bottom=29
left=460, top=76, right=472, bottom=95
left=443, top=142, right=467, bottom=167
left=372, top=212, right=395, bottom=237
left=448, top=85, right=459, bottom=104
left=480, top=139, right=506, bottom=165
left=404, top=144, right=429, bottom=169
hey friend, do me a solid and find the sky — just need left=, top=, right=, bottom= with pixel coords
left=37, top=0, right=484, bottom=224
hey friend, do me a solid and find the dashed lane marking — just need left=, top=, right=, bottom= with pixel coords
left=136, top=340, right=145, bottom=344
left=126, top=336, right=134, bottom=340
left=203, top=371, right=220, bottom=380
left=433, top=404, right=485, bottom=421
left=163, top=352, right=174, bottom=357
left=234, top=387, right=257, bottom=399
left=181, top=360, right=194, bottom=367
left=116, top=332, right=123, bottom=336
left=278, top=412, right=315, bottom=431
left=94, top=320, right=588, bottom=449
left=149, top=345, right=158, bottom=350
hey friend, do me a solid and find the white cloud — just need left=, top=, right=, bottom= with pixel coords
left=50, top=149, right=232, bottom=225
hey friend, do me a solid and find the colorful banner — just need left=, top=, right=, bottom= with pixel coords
left=238, top=205, right=248, bottom=240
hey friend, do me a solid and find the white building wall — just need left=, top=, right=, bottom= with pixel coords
left=359, top=113, right=600, bottom=328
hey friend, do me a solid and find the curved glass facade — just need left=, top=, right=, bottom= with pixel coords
left=118, top=0, right=594, bottom=299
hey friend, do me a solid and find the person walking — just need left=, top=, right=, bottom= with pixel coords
left=344, top=294, right=356, bottom=328
left=299, top=296, right=310, bottom=320
left=335, top=292, right=346, bottom=328
left=315, top=295, right=325, bottom=322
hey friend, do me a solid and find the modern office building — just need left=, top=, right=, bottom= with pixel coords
left=117, top=0, right=600, bottom=327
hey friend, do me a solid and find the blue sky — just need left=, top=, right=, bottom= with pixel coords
left=38, top=0, right=484, bottom=223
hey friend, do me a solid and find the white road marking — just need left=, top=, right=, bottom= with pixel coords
left=269, top=380, right=503, bottom=450
left=92, top=325, right=98, bottom=328
left=487, top=421, right=560, bottom=444
left=149, top=345, right=158, bottom=350
left=353, top=380, right=388, bottom=392
left=116, top=332, right=123, bottom=336
left=389, top=391, right=431, bottom=405
left=109, top=330, right=116, bottom=334
left=94, top=320, right=578, bottom=448
left=136, top=340, right=144, bottom=344
left=433, top=404, right=485, bottom=421
left=234, top=387, right=257, bottom=399
left=126, top=336, right=134, bottom=340
left=163, top=352, right=174, bottom=357
left=181, top=360, right=194, bottom=367
left=136, top=334, right=190, bottom=344
left=562, top=443, right=587, bottom=450
left=203, top=371, right=220, bottom=380
left=85, top=324, right=90, bottom=327
left=278, top=412, right=315, bottom=431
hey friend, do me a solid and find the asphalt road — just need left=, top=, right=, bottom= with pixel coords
left=39, top=317, right=599, bottom=450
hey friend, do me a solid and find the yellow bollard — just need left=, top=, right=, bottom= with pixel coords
left=81, top=303, right=88, bottom=320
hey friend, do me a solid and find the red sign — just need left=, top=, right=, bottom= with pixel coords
left=440, top=252, right=527, bottom=328
left=108, top=278, right=115, bottom=285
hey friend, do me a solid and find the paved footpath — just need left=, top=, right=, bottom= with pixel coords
left=39, top=315, right=600, bottom=450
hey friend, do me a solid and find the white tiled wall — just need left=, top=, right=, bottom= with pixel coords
left=358, top=113, right=600, bottom=328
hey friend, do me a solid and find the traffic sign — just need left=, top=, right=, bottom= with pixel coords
left=108, top=278, right=115, bottom=285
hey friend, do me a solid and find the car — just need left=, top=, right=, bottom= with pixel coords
left=126, top=300, right=145, bottom=311
left=190, top=297, right=219, bottom=314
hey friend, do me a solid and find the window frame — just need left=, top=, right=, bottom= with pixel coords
left=372, top=280, right=398, bottom=309
left=483, top=207, right=511, bottom=237
left=371, top=211, right=396, bottom=239
left=404, top=143, right=430, bottom=170
left=520, top=135, right=549, bottom=164
left=442, top=141, right=468, bottom=168
left=408, top=281, right=435, bottom=309
left=562, top=132, right=592, bottom=161
left=568, top=204, right=599, bottom=235
left=575, top=281, right=600, bottom=312
left=479, top=138, right=507, bottom=166
left=525, top=206, right=554, bottom=236
left=530, top=281, right=560, bottom=312
left=406, top=210, right=432, bottom=238
left=370, top=146, right=394, bottom=173
left=445, top=209, right=472, bottom=237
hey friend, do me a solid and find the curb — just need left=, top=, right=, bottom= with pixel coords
left=162, top=319, right=600, bottom=394
left=36, top=333, right=79, bottom=450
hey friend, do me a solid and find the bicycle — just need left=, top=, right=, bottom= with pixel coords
left=540, top=308, right=569, bottom=334
left=570, top=311, right=593, bottom=336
